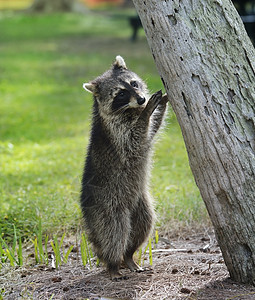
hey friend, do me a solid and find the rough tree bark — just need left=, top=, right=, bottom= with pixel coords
left=133, top=0, right=255, bottom=285
left=28, top=0, right=87, bottom=13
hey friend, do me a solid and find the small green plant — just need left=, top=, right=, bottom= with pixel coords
left=0, top=241, right=4, bottom=266
left=137, top=235, right=154, bottom=267
left=0, top=288, right=5, bottom=300
left=80, top=233, right=93, bottom=268
left=37, top=219, right=48, bottom=264
left=0, top=225, right=23, bottom=267
left=33, top=237, right=39, bottom=264
left=50, top=233, right=73, bottom=269
left=137, top=247, right=143, bottom=266
left=50, top=235, right=63, bottom=269
left=148, top=237, right=153, bottom=266
left=142, top=242, right=149, bottom=266
left=96, top=257, right=100, bottom=267
left=63, top=244, right=74, bottom=264
left=32, top=219, right=49, bottom=265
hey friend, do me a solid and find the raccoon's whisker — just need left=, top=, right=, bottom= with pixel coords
left=113, top=104, right=129, bottom=114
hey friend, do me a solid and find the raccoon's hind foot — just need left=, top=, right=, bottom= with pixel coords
left=108, top=264, right=129, bottom=281
left=124, top=257, right=144, bottom=273
left=109, top=270, right=129, bottom=281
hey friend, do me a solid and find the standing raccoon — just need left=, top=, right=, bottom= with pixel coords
left=80, top=56, right=168, bottom=280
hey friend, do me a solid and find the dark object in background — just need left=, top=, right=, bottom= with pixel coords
left=233, top=0, right=254, bottom=15
left=241, top=15, right=255, bottom=44
left=233, top=0, right=255, bottom=43
left=129, top=15, right=142, bottom=42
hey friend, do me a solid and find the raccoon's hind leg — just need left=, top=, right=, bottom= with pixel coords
left=124, top=195, right=154, bottom=272
left=96, top=207, right=131, bottom=280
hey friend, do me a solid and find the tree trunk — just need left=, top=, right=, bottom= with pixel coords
left=28, top=0, right=87, bottom=13
left=133, top=0, right=255, bottom=285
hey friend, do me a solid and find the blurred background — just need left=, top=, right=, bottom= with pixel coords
left=0, top=0, right=254, bottom=243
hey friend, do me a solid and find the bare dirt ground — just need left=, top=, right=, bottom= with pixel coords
left=1, top=231, right=255, bottom=300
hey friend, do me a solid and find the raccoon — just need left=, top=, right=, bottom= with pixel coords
left=80, top=55, right=168, bottom=280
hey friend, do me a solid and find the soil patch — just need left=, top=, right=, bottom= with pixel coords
left=1, top=232, right=255, bottom=299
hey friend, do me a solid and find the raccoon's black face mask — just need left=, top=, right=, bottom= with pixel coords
left=111, top=80, right=146, bottom=112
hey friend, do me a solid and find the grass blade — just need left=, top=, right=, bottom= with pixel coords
left=0, top=240, right=4, bottom=265
left=142, top=243, right=149, bottom=266
left=149, top=237, right=153, bottom=266
left=137, top=247, right=142, bottom=266
left=33, top=237, right=39, bottom=264
left=0, top=237, right=19, bottom=266
left=85, top=235, right=92, bottom=268
left=59, top=233, right=65, bottom=249
left=17, top=237, right=23, bottom=266
left=50, top=241, right=58, bottom=269
left=96, top=257, right=100, bottom=267
left=37, top=218, right=44, bottom=263
left=5, top=249, right=14, bottom=267
left=55, top=237, right=61, bottom=267
left=63, top=245, right=74, bottom=264
left=80, top=233, right=93, bottom=268
left=80, top=233, right=88, bottom=267
left=44, top=235, right=49, bottom=265
left=51, top=236, right=62, bottom=269
left=12, top=225, right=17, bottom=254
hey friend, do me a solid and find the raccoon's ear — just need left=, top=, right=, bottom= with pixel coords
left=113, top=55, right=127, bottom=69
left=83, top=82, right=96, bottom=94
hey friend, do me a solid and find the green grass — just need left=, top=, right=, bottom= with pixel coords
left=0, top=0, right=32, bottom=10
left=0, top=9, right=208, bottom=243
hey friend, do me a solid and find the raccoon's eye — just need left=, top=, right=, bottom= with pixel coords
left=116, top=89, right=129, bottom=100
left=130, top=81, right=138, bottom=89
left=112, top=89, right=130, bottom=111
left=118, top=91, right=125, bottom=98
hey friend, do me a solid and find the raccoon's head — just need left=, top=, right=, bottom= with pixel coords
left=83, top=56, right=149, bottom=117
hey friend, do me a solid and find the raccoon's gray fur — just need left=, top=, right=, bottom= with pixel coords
left=80, top=56, right=168, bottom=280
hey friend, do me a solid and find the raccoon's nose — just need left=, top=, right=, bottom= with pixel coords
left=137, top=97, right=146, bottom=105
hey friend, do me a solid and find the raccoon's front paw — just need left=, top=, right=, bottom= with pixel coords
left=141, top=90, right=162, bottom=119
left=148, top=90, right=163, bottom=109
left=161, top=93, right=169, bottom=105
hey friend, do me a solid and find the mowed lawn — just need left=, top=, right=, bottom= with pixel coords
left=0, top=10, right=208, bottom=242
